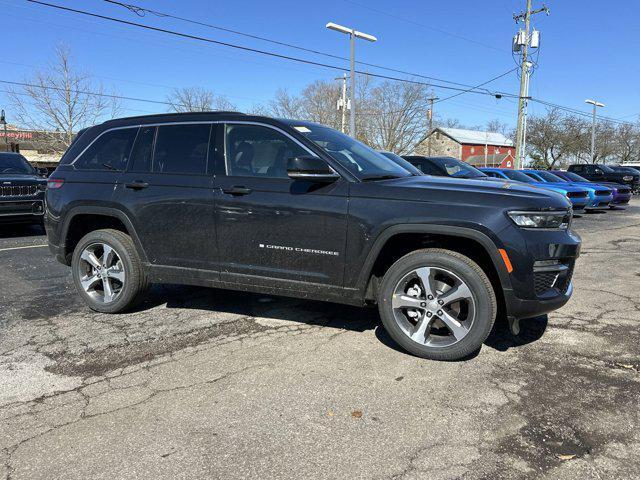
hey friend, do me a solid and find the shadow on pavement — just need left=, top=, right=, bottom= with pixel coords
left=0, top=222, right=45, bottom=239
left=133, top=284, right=549, bottom=359
left=137, top=284, right=378, bottom=334
left=484, top=314, right=549, bottom=352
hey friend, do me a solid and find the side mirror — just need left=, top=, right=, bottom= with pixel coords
left=287, top=156, right=340, bottom=182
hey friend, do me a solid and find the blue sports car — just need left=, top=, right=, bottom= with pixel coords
left=521, top=170, right=613, bottom=211
left=479, top=168, right=592, bottom=210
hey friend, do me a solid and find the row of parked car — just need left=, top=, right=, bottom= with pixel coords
left=379, top=153, right=639, bottom=212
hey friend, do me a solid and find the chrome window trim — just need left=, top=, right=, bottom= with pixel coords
left=70, top=120, right=336, bottom=178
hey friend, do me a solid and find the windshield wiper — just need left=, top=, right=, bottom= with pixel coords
left=361, top=174, right=403, bottom=182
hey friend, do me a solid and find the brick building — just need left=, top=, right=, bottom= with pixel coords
left=414, top=127, right=515, bottom=169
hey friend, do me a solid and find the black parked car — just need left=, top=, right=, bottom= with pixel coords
left=567, top=163, right=640, bottom=191
left=0, top=152, right=47, bottom=224
left=45, top=112, right=580, bottom=360
left=402, top=155, right=504, bottom=182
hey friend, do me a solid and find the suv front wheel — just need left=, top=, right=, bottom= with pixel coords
left=378, top=248, right=496, bottom=360
left=71, top=229, right=149, bottom=313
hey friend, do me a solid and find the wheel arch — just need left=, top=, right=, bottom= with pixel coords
left=357, top=224, right=512, bottom=302
left=60, top=206, right=148, bottom=265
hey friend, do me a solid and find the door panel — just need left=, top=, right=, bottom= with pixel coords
left=119, top=124, right=218, bottom=271
left=214, top=123, right=348, bottom=287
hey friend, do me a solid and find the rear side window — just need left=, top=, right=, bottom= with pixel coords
left=153, top=124, right=211, bottom=175
left=129, top=126, right=156, bottom=173
left=74, top=128, right=137, bottom=171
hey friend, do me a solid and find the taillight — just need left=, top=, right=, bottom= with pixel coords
left=47, top=178, right=64, bottom=189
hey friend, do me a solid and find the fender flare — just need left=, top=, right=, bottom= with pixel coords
left=355, top=223, right=512, bottom=294
left=60, top=206, right=148, bottom=263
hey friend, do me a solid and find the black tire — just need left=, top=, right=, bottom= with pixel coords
left=71, top=229, right=149, bottom=313
left=377, top=248, right=497, bottom=361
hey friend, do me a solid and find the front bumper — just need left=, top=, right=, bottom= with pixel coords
left=612, top=194, right=631, bottom=205
left=587, top=195, right=614, bottom=209
left=504, top=282, right=573, bottom=320
left=500, top=227, right=581, bottom=320
left=0, top=199, right=45, bottom=222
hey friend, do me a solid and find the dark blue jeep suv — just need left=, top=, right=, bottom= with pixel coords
left=45, top=112, right=581, bottom=360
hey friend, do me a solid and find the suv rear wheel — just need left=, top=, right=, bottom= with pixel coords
left=71, top=229, right=149, bottom=313
left=378, top=248, right=496, bottom=360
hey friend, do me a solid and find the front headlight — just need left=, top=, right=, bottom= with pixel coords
left=623, top=175, right=633, bottom=181
left=507, top=210, right=572, bottom=230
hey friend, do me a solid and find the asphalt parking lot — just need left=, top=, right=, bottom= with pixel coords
left=1, top=204, right=639, bottom=480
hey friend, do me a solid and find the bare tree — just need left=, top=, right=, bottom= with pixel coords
left=8, top=44, right=120, bottom=151
left=614, top=122, right=640, bottom=163
left=526, top=108, right=567, bottom=168
left=167, top=86, right=236, bottom=113
left=264, top=76, right=430, bottom=154
left=486, top=119, right=514, bottom=139
left=358, top=81, right=431, bottom=154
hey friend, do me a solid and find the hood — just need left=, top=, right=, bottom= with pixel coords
left=0, top=174, right=46, bottom=185
left=564, top=182, right=612, bottom=192
left=596, top=181, right=631, bottom=191
left=352, top=174, right=571, bottom=210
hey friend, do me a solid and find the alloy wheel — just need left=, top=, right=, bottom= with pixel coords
left=77, top=242, right=125, bottom=304
left=392, top=266, right=476, bottom=347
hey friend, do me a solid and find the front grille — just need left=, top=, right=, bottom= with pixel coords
left=0, top=185, right=38, bottom=197
left=567, top=191, right=588, bottom=198
left=617, top=187, right=631, bottom=194
left=533, top=262, right=574, bottom=296
left=595, top=190, right=610, bottom=196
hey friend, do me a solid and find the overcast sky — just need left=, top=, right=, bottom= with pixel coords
left=2, top=0, right=638, bottom=128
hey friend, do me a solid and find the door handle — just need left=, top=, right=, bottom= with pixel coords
left=125, top=181, right=149, bottom=190
left=221, top=186, right=253, bottom=196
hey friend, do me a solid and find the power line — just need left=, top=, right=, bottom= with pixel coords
left=0, top=79, right=172, bottom=106
left=102, top=0, right=493, bottom=92
left=26, top=0, right=513, bottom=100
left=432, top=68, right=517, bottom=105
left=23, top=0, right=632, bottom=126
left=342, top=0, right=508, bottom=54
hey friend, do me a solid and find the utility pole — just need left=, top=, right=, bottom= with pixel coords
left=326, top=22, right=377, bottom=138
left=585, top=99, right=605, bottom=162
left=0, top=110, right=7, bottom=152
left=513, top=1, right=548, bottom=169
left=335, top=74, right=349, bottom=133
left=426, top=96, right=438, bottom=156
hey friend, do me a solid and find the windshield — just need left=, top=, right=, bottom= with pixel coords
left=597, top=164, right=614, bottom=173
left=379, top=151, right=422, bottom=175
left=284, top=122, right=412, bottom=180
left=502, top=170, right=536, bottom=183
left=430, top=157, right=487, bottom=178
left=0, top=153, right=36, bottom=175
left=562, top=171, right=589, bottom=182
left=533, top=170, right=566, bottom=183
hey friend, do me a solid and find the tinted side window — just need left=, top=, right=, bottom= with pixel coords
left=571, top=165, right=583, bottom=173
left=129, top=126, right=156, bottom=173
left=153, top=124, right=211, bottom=175
left=225, top=124, right=308, bottom=179
left=75, top=128, right=137, bottom=171
left=417, top=161, right=435, bottom=175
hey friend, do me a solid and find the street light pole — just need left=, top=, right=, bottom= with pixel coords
left=585, top=99, right=605, bottom=162
left=326, top=22, right=377, bottom=138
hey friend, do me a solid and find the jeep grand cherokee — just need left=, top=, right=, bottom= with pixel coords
left=45, top=112, right=580, bottom=360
